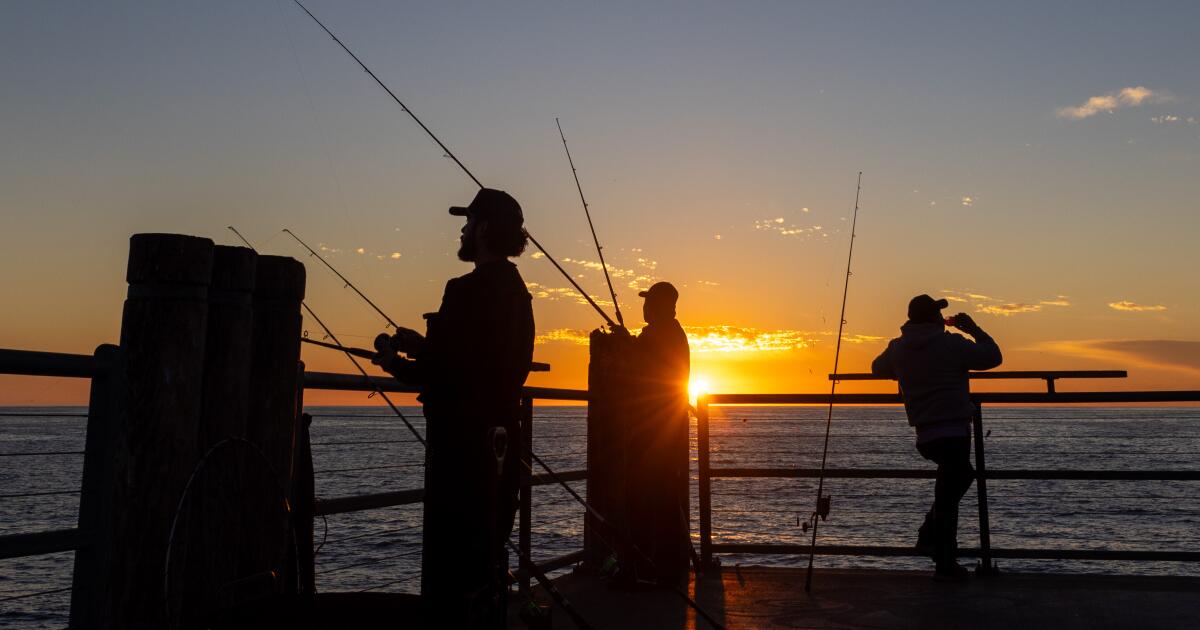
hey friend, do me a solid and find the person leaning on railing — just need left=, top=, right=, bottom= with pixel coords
left=870, top=294, right=1002, bottom=582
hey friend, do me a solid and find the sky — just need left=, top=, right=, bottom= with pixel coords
left=2, top=1, right=1199, bottom=404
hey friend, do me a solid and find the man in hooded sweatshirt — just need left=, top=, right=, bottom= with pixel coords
left=871, top=294, right=1002, bottom=581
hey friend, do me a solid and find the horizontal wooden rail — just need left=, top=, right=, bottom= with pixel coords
left=0, top=348, right=96, bottom=379
left=708, top=543, right=1200, bottom=562
left=315, top=489, right=424, bottom=516
left=312, top=471, right=586, bottom=516
left=0, top=528, right=87, bottom=560
left=512, top=549, right=587, bottom=582
left=706, top=467, right=1200, bottom=481
left=705, top=391, right=1200, bottom=405
left=302, top=370, right=588, bottom=401
left=830, top=370, right=1128, bottom=381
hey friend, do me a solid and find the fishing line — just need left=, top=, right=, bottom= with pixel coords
left=803, top=172, right=862, bottom=593
left=283, top=228, right=400, bottom=330
left=229, top=226, right=426, bottom=445
left=556, top=117, right=625, bottom=327
left=288, top=0, right=617, bottom=327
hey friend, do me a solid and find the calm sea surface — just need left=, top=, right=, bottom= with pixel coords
left=3, top=405, right=1199, bottom=628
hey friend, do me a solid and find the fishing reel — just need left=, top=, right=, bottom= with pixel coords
left=799, top=493, right=832, bottom=533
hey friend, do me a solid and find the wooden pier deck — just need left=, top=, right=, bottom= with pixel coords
left=524, top=566, right=1200, bottom=629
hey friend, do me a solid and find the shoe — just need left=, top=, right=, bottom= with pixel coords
left=933, top=563, right=970, bottom=583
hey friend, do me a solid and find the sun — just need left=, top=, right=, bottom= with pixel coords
left=688, top=376, right=712, bottom=403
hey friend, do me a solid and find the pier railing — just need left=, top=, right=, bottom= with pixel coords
left=0, top=346, right=121, bottom=614
left=696, top=372, right=1200, bottom=571
left=300, top=371, right=590, bottom=592
left=0, top=348, right=591, bottom=611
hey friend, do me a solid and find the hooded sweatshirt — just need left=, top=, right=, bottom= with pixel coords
left=871, top=322, right=1002, bottom=443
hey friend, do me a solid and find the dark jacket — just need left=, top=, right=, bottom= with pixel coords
left=871, top=322, right=1002, bottom=429
left=417, top=260, right=534, bottom=438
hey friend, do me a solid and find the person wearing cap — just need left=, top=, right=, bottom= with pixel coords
left=871, top=294, right=1002, bottom=581
left=619, top=281, right=691, bottom=584
left=373, top=188, right=534, bottom=627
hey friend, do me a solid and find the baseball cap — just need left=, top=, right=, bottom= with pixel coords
left=638, top=281, right=679, bottom=304
left=449, top=188, right=524, bottom=225
left=908, top=294, right=949, bottom=322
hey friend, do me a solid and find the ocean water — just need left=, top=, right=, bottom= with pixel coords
left=2, top=405, right=1199, bottom=628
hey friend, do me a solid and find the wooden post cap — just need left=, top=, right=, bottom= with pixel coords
left=253, top=255, right=306, bottom=302
left=126, top=233, right=214, bottom=287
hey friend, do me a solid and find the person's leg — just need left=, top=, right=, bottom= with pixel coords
left=932, top=437, right=974, bottom=570
left=915, top=443, right=940, bottom=555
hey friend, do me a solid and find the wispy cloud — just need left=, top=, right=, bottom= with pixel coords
left=556, top=256, right=659, bottom=292
left=977, top=303, right=1041, bottom=316
left=1057, top=86, right=1171, bottom=120
left=753, top=217, right=827, bottom=239
left=942, top=290, right=1070, bottom=316
left=1109, top=300, right=1167, bottom=312
left=524, top=282, right=615, bottom=308
left=1037, top=339, right=1200, bottom=376
left=535, top=325, right=885, bottom=353
left=1151, top=115, right=1198, bottom=124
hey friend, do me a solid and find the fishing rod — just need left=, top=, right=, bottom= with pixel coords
left=276, top=8, right=721, bottom=622
left=283, top=229, right=399, bottom=330
left=227, top=226, right=426, bottom=446
left=294, top=306, right=720, bottom=624
left=289, top=0, right=617, bottom=328
left=249, top=238, right=721, bottom=623
left=803, top=172, right=863, bottom=593
left=225, top=237, right=590, bottom=624
left=555, top=117, right=624, bottom=327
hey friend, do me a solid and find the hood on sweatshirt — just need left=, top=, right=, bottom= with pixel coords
left=897, top=321, right=946, bottom=352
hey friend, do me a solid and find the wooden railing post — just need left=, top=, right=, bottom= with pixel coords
left=112, top=233, right=214, bottom=628
left=244, top=255, right=306, bottom=592
left=194, top=244, right=257, bottom=616
left=972, top=400, right=996, bottom=575
left=519, top=395, right=533, bottom=593
left=69, top=343, right=125, bottom=628
left=697, top=395, right=713, bottom=568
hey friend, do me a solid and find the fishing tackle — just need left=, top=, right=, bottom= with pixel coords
left=804, top=172, right=863, bottom=593
left=289, top=0, right=617, bottom=328
left=556, top=118, right=624, bottom=327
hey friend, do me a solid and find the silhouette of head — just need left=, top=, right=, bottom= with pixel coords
left=639, top=281, right=679, bottom=324
left=450, top=188, right=528, bottom=262
left=907, top=294, right=949, bottom=325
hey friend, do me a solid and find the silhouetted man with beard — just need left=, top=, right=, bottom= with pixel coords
left=374, top=188, right=534, bottom=627
left=871, top=294, right=1001, bottom=581
left=620, top=281, right=691, bottom=585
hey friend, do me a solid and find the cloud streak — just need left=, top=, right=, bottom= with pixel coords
left=536, top=326, right=885, bottom=353
left=1109, top=300, right=1167, bottom=312
left=1038, top=339, right=1200, bottom=377
left=1057, top=86, right=1171, bottom=120
left=941, top=290, right=1070, bottom=316
left=754, top=217, right=827, bottom=239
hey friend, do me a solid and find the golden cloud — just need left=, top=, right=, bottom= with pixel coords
left=535, top=325, right=885, bottom=353
left=1037, top=339, right=1200, bottom=377
left=1057, top=86, right=1171, bottom=119
left=976, top=303, right=1042, bottom=316
left=1109, top=300, right=1167, bottom=312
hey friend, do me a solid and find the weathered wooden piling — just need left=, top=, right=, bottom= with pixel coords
left=243, top=255, right=306, bottom=592
left=111, top=233, right=214, bottom=628
left=194, top=245, right=257, bottom=618
left=584, top=330, right=631, bottom=568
